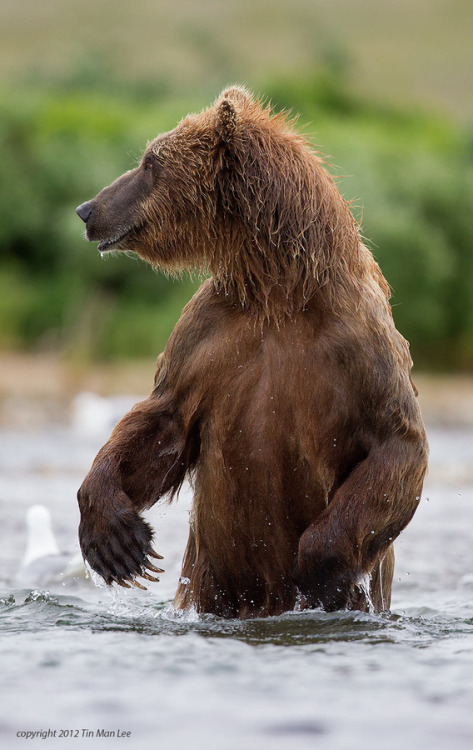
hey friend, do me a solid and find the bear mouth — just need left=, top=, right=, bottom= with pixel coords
left=97, top=226, right=138, bottom=253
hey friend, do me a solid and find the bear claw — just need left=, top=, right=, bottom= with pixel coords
left=144, top=560, right=165, bottom=574
left=142, top=572, right=160, bottom=583
left=132, top=579, right=147, bottom=590
left=149, top=548, right=164, bottom=560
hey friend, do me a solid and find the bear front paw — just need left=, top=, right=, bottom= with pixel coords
left=294, top=562, right=359, bottom=611
left=78, top=487, right=164, bottom=589
left=294, top=523, right=361, bottom=611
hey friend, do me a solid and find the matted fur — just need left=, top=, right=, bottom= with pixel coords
left=140, top=87, right=389, bottom=324
left=77, top=87, right=428, bottom=618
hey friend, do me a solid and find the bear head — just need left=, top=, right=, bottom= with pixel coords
left=76, top=86, right=360, bottom=319
left=76, top=87, right=258, bottom=265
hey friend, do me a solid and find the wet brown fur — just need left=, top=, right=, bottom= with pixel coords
left=77, top=86, right=428, bottom=617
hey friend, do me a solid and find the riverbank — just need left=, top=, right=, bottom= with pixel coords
left=1, top=353, right=473, bottom=428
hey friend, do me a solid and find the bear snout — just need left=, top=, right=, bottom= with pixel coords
left=76, top=201, right=93, bottom=224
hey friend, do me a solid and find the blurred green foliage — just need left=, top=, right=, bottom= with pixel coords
left=1, top=68, right=472, bottom=368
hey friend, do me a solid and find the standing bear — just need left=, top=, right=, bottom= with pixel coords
left=76, top=86, right=428, bottom=618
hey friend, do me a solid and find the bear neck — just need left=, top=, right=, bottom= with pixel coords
left=208, top=202, right=382, bottom=325
left=206, top=135, right=386, bottom=324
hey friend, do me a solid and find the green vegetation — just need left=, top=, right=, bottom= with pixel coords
left=1, top=69, right=472, bottom=368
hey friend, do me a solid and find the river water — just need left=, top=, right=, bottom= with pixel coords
left=0, top=400, right=472, bottom=750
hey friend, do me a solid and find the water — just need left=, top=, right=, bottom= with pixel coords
left=1, top=412, right=473, bottom=749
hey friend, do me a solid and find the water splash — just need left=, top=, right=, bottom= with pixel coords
left=356, top=573, right=375, bottom=614
left=157, top=602, right=202, bottom=623
left=84, top=562, right=107, bottom=589
left=24, top=589, right=54, bottom=604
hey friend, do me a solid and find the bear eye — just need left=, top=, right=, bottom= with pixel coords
left=144, top=159, right=153, bottom=170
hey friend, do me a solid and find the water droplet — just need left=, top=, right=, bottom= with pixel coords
left=179, top=577, right=190, bottom=585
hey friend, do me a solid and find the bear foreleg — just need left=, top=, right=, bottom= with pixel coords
left=294, top=435, right=427, bottom=612
left=77, top=394, right=188, bottom=587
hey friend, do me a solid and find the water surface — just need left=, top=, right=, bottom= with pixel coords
left=0, top=417, right=472, bottom=749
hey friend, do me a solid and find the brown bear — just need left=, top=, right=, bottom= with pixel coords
left=76, top=86, right=428, bottom=618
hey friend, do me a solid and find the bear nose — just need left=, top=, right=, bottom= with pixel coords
left=76, top=201, right=93, bottom=223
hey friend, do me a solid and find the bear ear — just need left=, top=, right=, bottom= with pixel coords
left=215, top=85, right=252, bottom=142
left=219, top=85, right=252, bottom=108
left=217, top=98, right=238, bottom=142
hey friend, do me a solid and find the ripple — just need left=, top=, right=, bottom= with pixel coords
left=1, top=588, right=472, bottom=649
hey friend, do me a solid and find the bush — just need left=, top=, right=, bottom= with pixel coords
left=0, top=73, right=472, bottom=368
